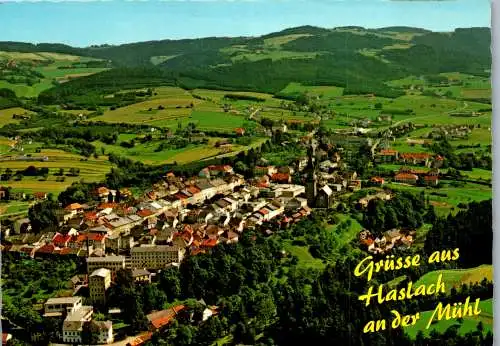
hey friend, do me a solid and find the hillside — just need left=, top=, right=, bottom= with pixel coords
left=0, top=26, right=490, bottom=104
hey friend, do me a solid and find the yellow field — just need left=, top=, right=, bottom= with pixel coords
left=36, top=52, right=82, bottom=61
left=263, top=34, right=312, bottom=47
left=0, top=107, right=33, bottom=126
left=155, top=147, right=221, bottom=165
left=0, top=51, right=84, bottom=62
left=0, top=149, right=112, bottom=194
left=462, top=89, right=491, bottom=99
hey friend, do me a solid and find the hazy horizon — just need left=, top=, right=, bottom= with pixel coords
left=0, top=0, right=491, bottom=47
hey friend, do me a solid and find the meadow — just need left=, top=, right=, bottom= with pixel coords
left=0, top=51, right=108, bottom=98
left=0, top=148, right=112, bottom=194
left=0, top=107, right=34, bottom=127
left=405, top=298, right=493, bottom=339
left=415, top=265, right=493, bottom=294
left=385, top=182, right=491, bottom=216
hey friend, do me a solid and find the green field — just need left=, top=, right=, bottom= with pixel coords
left=326, top=214, right=364, bottom=254
left=385, top=182, right=491, bottom=216
left=0, top=107, right=34, bottom=127
left=0, top=51, right=108, bottom=97
left=0, top=148, right=112, bottom=194
left=279, top=82, right=344, bottom=98
left=405, top=298, right=493, bottom=339
left=282, top=240, right=326, bottom=270
left=415, top=265, right=492, bottom=294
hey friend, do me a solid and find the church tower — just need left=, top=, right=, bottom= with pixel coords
left=305, top=141, right=318, bottom=207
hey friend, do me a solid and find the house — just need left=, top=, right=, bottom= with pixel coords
left=2, top=333, right=12, bottom=346
left=370, top=177, right=385, bottom=186
left=234, top=127, right=245, bottom=136
left=33, top=192, right=48, bottom=201
left=376, top=149, right=399, bottom=163
left=44, top=296, right=84, bottom=318
left=132, top=268, right=152, bottom=284
left=146, top=305, right=185, bottom=332
left=207, top=165, right=234, bottom=177
left=394, top=173, right=418, bottom=185
left=64, top=203, right=84, bottom=219
left=422, top=175, right=439, bottom=186
left=86, top=320, right=114, bottom=344
left=14, top=218, right=31, bottom=234
left=399, top=153, right=431, bottom=167
left=53, top=232, right=72, bottom=247
left=271, top=173, right=291, bottom=184
left=433, top=155, right=445, bottom=168
left=89, top=268, right=111, bottom=305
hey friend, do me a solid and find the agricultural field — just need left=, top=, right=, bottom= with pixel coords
left=385, top=182, right=491, bottom=216
left=0, top=148, right=112, bottom=194
left=279, top=82, right=344, bottom=98
left=0, top=107, right=34, bottom=127
left=282, top=239, right=326, bottom=270
left=415, top=265, right=492, bottom=294
left=405, top=298, right=493, bottom=339
left=0, top=51, right=109, bottom=98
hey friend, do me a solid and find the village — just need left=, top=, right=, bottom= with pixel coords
left=0, top=140, right=447, bottom=345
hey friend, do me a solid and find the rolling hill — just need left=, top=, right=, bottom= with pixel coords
left=0, top=26, right=491, bottom=105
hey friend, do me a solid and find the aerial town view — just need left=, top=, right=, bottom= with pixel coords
left=0, top=0, right=493, bottom=345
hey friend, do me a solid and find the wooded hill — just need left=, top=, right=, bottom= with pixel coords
left=0, top=26, right=491, bottom=104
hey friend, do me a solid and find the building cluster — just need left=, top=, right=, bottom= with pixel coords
left=2, top=164, right=317, bottom=269
left=358, top=229, right=415, bottom=254
left=376, top=149, right=444, bottom=169
left=42, top=296, right=113, bottom=345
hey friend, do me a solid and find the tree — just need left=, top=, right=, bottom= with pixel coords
left=28, top=200, right=60, bottom=233
left=81, top=321, right=99, bottom=345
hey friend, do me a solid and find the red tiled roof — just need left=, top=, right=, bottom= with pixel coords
left=258, top=208, right=269, bottom=215
left=96, top=187, right=109, bottom=195
left=186, top=186, right=201, bottom=195
left=84, top=212, right=98, bottom=221
left=208, top=165, right=232, bottom=172
left=53, top=233, right=71, bottom=245
left=59, top=247, right=73, bottom=255
left=271, top=173, right=290, bottom=182
left=424, top=175, right=439, bottom=181
left=201, top=238, right=217, bottom=248
left=371, top=177, right=385, bottom=183
left=380, top=149, right=398, bottom=155
left=435, top=155, right=444, bottom=161
left=174, top=193, right=188, bottom=200
left=147, top=305, right=185, bottom=330
left=400, top=153, right=431, bottom=160
left=65, top=203, right=82, bottom=211
left=36, top=244, right=56, bottom=254
left=235, top=127, right=245, bottom=134
left=97, top=202, right=117, bottom=210
left=34, top=192, right=47, bottom=198
left=137, top=209, right=154, bottom=217
left=128, top=332, right=153, bottom=346
left=394, top=173, right=418, bottom=180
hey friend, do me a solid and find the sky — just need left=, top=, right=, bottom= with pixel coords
left=0, top=0, right=491, bottom=47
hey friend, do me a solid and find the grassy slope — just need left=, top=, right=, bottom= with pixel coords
left=415, top=265, right=493, bottom=294
left=405, top=298, right=493, bottom=339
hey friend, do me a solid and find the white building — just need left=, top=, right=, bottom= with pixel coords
left=131, top=245, right=185, bottom=270
left=87, top=256, right=126, bottom=274
left=89, top=268, right=111, bottom=305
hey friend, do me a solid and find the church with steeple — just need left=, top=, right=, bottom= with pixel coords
left=305, top=139, right=334, bottom=209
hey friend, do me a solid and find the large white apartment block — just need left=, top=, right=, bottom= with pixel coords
left=87, top=255, right=126, bottom=274
left=130, top=245, right=185, bottom=270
